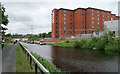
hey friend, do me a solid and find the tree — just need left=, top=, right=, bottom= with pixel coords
left=42, top=33, right=46, bottom=38
left=0, top=4, right=9, bottom=38
left=39, top=33, right=42, bottom=38
left=95, top=27, right=99, bottom=36
left=47, top=32, right=51, bottom=38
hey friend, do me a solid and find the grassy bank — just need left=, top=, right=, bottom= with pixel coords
left=4, top=42, right=10, bottom=47
left=47, top=32, right=120, bottom=52
left=31, top=52, right=61, bottom=72
left=16, top=44, right=32, bottom=72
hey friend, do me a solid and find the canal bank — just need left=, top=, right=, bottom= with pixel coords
left=47, top=36, right=120, bottom=53
left=22, top=42, right=118, bottom=72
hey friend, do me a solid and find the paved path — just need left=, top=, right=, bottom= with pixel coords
left=2, top=44, right=17, bottom=72
left=0, top=49, right=2, bottom=74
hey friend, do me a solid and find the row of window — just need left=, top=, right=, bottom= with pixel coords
left=56, top=13, right=109, bottom=18
left=92, top=26, right=100, bottom=29
left=92, top=13, right=109, bottom=18
left=64, top=27, right=73, bottom=29
left=64, top=18, right=72, bottom=20
left=92, top=21, right=99, bottom=24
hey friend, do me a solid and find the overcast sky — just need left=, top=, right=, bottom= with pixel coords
left=2, top=0, right=120, bottom=35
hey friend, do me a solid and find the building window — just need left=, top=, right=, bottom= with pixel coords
left=56, top=11, right=57, bottom=12
left=92, top=17, right=94, bottom=19
left=98, top=18, right=99, bottom=20
left=98, top=27, right=100, bottom=29
left=83, top=21, right=84, bottom=24
left=82, top=31, right=84, bottom=34
left=56, top=27, right=57, bottom=29
left=82, top=13, right=84, bottom=16
left=92, top=9, right=93, bottom=12
left=103, top=19, right=104, bottom=21
left=83, top=26, right=84, bottom=29
left=98, top=22, right=99, bottom=24
left=64, top=10, right=66, bottom=12
left=56, top=22, right=57, bottom=24
left=70, top=15, right=72, bottom=17
left=98, top=14, right=99, bottom=16
left=56, top=18, right=57, bottom=20
left=64, top=14, right=66, bottom=16
left=83, top=17, right=84, bottom=20
left=113, top=31, right=115, bottom=34
left=92, top=31, right=94, bottom=34
left=56, top=31, right=57, bottom=33
left=56, top=14, right=57, bottom=16
left=103, top=12, right=104, bottom=14
left=64, top=18, right=66, bottom=20
left=92, top=13, right=93, bottom=16
left=108, top=13, right=109, bottom=15
left=97, top=11, right=99, bottom=13
left=56, top=36, right=57, bottom=38
left=108, top=16, right=109, bottom=18
left=70, top=22, right=72, bottom=25
left=71, top=31, right=72, bottom=34
left=71, top=27, right=72, bottom=29
left=92, top=21, right=94, bottom=24
left=103, top=15, right=104, bottom=17
left=92, top=26, right=94, bottom=29
left=64, top=22, right=66, bottom=24
left=64, top=27, right=66, bottom=29
left=64, top=31, right=66, bottom=34
left=70, top=18, right=72, bottom=20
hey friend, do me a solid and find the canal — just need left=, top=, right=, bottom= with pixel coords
left=21, top=42, right=118, bottom=72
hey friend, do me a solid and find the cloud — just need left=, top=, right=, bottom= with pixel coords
left=3, top=1, right=119, bottom=34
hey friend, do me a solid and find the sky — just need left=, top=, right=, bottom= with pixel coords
left=1, top=0, right=120, bottom=35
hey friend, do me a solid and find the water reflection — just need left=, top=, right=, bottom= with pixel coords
left=51, top=46, right=118, bottom=72
left=22, top=43, right=118, bottom=72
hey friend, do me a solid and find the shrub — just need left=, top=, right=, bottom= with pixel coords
left=65, top=40, right=69, bottom=43
left=73, top=40, right=81, bottom=48
left=80, top=39, right=87, bottom=48
left=31, top=52, right=61, bottom=72
left=105, top=44, right=119, bottom=52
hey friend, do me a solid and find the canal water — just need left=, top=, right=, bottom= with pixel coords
left=22, top=43, right=118, bottom=72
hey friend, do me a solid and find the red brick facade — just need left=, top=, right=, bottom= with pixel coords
left=44, top=38, right=61, bottom=42
left=52, top=7, right=119, bottom=39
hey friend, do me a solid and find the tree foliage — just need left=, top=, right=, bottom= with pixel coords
left=0, top=4, right=9, bottom=36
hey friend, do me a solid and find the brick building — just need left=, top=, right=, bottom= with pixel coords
left=51, top=7, right=119, bottom=39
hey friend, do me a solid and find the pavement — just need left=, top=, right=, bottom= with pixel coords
left=2, top=44, right=17, bottom=73
left=0, top=49, right=2, bottom=74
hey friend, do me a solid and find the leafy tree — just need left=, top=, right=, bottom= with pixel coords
left=47, top=32, right=51, bottom=38
left=95, top=27, right=99, bottom=36
left=0, top=4, right=9, bottom=38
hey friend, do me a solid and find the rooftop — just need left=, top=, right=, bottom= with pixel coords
left=54, top=7, right=112, bottom=12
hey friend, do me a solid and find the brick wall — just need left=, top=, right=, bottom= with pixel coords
left=44, top=38, right=61, bottom=42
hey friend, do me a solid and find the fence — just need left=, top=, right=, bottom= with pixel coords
left=19, top=42, right=50, bottom=74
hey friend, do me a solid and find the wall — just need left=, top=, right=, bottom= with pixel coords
left=44, top=38, right=61, bottom=42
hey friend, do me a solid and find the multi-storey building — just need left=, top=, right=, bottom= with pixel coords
left=51, top=7, right=119, bottom=39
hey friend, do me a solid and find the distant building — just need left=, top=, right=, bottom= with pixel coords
left=104, top=20, right=120, bottom=37
left=51, top=7, right=119, bottom=39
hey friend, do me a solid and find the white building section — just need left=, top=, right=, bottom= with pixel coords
left=104, top=20, right=120, bottom=37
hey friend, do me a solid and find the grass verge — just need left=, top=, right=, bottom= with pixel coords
left=31, top=52, right=61, bottom=73
left=16, top=44, right=32, bottom=72
left=4, top=42, right=10, bottom=47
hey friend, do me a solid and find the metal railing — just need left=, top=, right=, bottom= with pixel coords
left=19, top=42, right=50, bottom=74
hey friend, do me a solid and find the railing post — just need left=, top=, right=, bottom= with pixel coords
left=27, top=53, right=29, bottom=60
left=35, top=63, right=37, bottom=74
left=30, top=56, right=32, bottom=69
